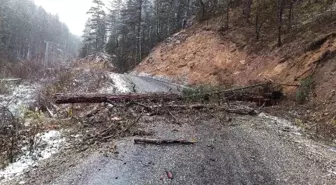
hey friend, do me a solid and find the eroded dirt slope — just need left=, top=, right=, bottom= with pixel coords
left=134, top=12, right=336, bottom=138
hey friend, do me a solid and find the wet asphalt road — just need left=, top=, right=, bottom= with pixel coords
left=51, top=115, right=336, bottom=185
left=124, top=75, right=185, bottom=94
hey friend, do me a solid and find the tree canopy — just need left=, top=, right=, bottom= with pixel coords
left=0, top=0, right=80, bottom=66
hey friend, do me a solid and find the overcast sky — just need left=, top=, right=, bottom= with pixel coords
left=34, top=0, right=97, bottom=36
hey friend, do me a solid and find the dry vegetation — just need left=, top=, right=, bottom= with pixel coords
left=0, top=54, right=115, bottom=170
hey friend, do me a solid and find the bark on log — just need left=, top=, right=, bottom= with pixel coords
left=134, top=138, right=197, bottom=145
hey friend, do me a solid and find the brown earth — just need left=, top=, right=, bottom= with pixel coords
left=134, top=11, right=336, bottom=139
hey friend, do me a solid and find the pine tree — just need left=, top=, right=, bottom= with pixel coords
left=80, top=19, right=96, bottom=57
left=86, top=0, right=107, bottom=52
left=0, top=0, right=79, bottom=63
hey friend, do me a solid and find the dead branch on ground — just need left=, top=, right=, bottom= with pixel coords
left=134, top=138, right=197, bottom=145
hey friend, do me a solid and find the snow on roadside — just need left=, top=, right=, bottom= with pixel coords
left=258, top=112, right=301, bottom=133
left=134, top=72, right=172, bottom=83
left=0, top=83, right=39, bottom=116
left=100, top=73, right=132, bottom=94
left=0, top=130, right=65, bottom=182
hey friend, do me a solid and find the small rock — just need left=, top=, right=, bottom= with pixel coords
left=228, top=123, right=238, bottom=127
left=239, top=60, right=246, bottom=65
left=282, top=127, right=291, bottom=132
left=148, top=161, right=154, bottom=165
left=166, top=171, right=173, bottom=179
left=329, top=147, right=336, bottom=153
left=207, top=144, right=215, bottom=149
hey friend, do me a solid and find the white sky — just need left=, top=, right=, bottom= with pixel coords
left=33, top=0, right=99, bottom=36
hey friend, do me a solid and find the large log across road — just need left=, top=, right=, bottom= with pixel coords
left=55, top=93, right=183, bottom=104
left=54, top=83, right=283, bottom=105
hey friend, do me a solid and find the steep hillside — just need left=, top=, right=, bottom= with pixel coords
left=136, top=14, right=336, bottom=86
left=135, top=9, right=336, bottom=138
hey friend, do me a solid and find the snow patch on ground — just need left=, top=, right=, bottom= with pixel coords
left=258, top=112, right=301, bottom=133
left=100, top=73, right=132, bottom=94
left=0, top=130, right=65, bottom=182
left=0, top=83, right=39, bottom=116
left=109, top=73, right=131, bottom=93
left=135, top=72, right=175, bottom=83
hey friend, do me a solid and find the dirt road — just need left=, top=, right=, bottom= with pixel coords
left=22, top=112, right=336, bottom=185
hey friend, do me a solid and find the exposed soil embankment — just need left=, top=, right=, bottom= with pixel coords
left=134, top=12, right=336, bottom=139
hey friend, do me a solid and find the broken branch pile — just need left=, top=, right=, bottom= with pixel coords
left=51, top=83, right=283, bottom=146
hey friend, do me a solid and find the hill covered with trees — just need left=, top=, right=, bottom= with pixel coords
left=80, top=0, right=200, bottom=71
left=81, top=0, right=335, bottom=72
left=0, top=0, right=80, bottom=69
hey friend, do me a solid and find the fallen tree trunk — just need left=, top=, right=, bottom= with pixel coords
left=0, top=78, right=22, bottom=85
left=0, top=78, right=21, bottom=82
left=202, top=83, right=283, bottom=105
left=55, top=93, right=182, bottom=104
left=149, top=104, right=257, bottom=115
left=54, top=83, right=283, bottom=106
left=134, top=138, right=197, bottom=145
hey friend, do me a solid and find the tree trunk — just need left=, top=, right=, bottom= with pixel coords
left=243, top=0, right=253, bottom=22
left=226, top=0, right=230, bottom=29
left=199, top=0, right=206, bottom=18
left=55, top=83, right=283, bottom=106
left=288, top=0, right=293, bottom=31
left=137, top=0, right=143, bottom=64
left=277, top=0, right=284, bottom=47
left=54, top=93, right=183, bottom=104
left=256, top=8, right=260, bottom=41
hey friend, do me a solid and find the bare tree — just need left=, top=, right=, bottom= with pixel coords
left=277, top=0, right=285, bottom=47
left=226, top=0, right=231, bottom=29
left=288, top=0, right=293, bottom=31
